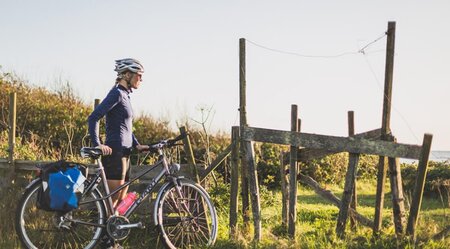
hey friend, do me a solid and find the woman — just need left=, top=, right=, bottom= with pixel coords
left=88, top=58, right=149, bottom=208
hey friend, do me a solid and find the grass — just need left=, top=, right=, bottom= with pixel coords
left=1, top=178, right=449, bottom=248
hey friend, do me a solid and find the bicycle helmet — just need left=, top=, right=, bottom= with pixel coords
left=114, top=58, right=144, bottom=75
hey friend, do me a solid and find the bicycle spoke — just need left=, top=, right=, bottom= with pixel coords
left=157, top=180, right=217, bottom=249
left=16, top=181, right=105, bottom=249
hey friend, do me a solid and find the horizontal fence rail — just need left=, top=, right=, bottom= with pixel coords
left=241, top=126, right=422, bottom=160
left=297, top=128, right=382, bottom=162
left=0, top=159, right=204, bottom=180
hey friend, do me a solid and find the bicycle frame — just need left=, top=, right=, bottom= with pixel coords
left=81, top=148, right=177, bottom=218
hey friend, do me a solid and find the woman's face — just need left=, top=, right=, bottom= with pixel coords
left=130, top=73, right=142, bottom=89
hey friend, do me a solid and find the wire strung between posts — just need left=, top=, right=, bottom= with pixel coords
left=358, top=32, right=388, bottom=54
left=247, top=31, right=431, bottom=157
left=363, top=55, right=437, bottom=159
left=246, top=32, right=387, bottom=58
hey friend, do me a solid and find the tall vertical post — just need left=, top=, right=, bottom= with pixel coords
left=348, top=111, right=358, bottom=230
left=288, top=104, right=298, bottom=237
left=374, top=21, right=396, bottom=236
left=229, top=126, right=240, bottom=238
left=239, top=38, right=261, bottom=240
left=239, top=38, right=251, bottom=231
left=180, top=126, right=200, bottom=183
left=8, top=93, right=17, bottom=167
left=237, top=38, right=261, bottom=241
left=407, top=134, right=433, bottom=239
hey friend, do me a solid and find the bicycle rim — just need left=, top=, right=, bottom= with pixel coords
left=157, top=180, right=218, bottom=249
left=16, top=180, right=105, bottom=249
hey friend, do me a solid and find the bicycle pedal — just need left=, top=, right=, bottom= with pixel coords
left=136, top=222, right=145, bottom=229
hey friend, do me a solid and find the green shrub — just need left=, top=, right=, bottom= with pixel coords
left=402, top=161, right=450, bottom=201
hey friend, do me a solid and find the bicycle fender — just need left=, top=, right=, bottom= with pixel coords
left=153, top=181, right=173, bottom=226
left=25, top=178, right=41, bottom=190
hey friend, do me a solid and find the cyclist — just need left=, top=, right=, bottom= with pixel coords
left=88, top=58, right=149, bottom=248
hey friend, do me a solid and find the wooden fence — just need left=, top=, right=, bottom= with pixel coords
left=229, top=21, right=437, bottom=243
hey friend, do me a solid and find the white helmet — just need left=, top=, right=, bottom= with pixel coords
left=114, top=58, right=144, bottom=75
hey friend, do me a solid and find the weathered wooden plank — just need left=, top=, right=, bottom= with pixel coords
left=407, top=134, right=433, bottom=238
left=373, top=155, right=388, bottom=235
left=374, top=21, right=397, bottom=237
left=336, top=111, right=361, bottom=237
left=288, top=105, right=298, bottom=238
left=388, top=155, right=406, bottom=235
left=277, top=128, right=382, bottom=163
left=0, top=158, right=10, bottom=168
left=280, top=153, right=289, bottom=228
left=239, top=38, right=250, bottom=231
left=9, top=93, right=17, bottom=166
left=180, top=126, right=199, bottom=183
left=229, top=127, right=240, bottom=239
left=0, top=159, right=201, bottom=180
left=297, top=173, right=374, bottom=229
left=0, top=160, right=52, bottom=171
left=297, top=128, right=381, bottom=162
left=241, top=126, right=421, bottom=159
left=348, top=111, right=357, bottom=231
left=432, top=225, right=450, bottom=240
left=245, top=141, right=261, bottom=241
left=336, top=153, right=360, bottom=237
left=200, top=144, right=232, bottom=181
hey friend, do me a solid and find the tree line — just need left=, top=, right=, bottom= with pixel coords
left=1, top=69, right=448, bottom=200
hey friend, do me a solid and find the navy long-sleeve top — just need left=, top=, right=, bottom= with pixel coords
left=88, top=84, right=139, bottom=150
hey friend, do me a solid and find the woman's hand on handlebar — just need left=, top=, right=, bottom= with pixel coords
left=136, top=144, right=150, bottom=152
left=96, top=144, right=112, bottom=155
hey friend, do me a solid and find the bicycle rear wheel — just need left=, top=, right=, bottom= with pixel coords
left=15, top=179, right=106, bottom=249
left=155, top=178, right=218, bottom=249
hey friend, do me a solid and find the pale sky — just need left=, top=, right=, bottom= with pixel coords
left=1, top=0, right=449, bottom=150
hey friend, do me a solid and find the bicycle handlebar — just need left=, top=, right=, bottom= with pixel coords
left=80, top=133, right=187, bottom=158
left=146, top=133, right=187, bottom=153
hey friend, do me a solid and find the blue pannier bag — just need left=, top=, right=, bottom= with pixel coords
left=36, top=160, right=87, bottom=212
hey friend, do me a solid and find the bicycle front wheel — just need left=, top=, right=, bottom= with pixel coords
left=15, top=179, right=106, bottom=249
left=155, top=178, right=218, bottom=249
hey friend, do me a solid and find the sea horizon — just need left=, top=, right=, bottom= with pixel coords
left=400, top=150, right=450, bottom=164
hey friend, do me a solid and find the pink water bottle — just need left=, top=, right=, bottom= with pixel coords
left=116, top=192, right=137, bottom=215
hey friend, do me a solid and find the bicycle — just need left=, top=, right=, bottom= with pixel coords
left=15, top=134, right=218, bottom=249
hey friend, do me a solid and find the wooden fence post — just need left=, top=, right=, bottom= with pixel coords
left=374, top=21, right=396, bottom=236
left=288, top=104, right=298, bottom=237
left=8, top=93, right=17, bottom=167
left=238, top=37, right=261, bottom=240
left=374, top=155, right=387, bottom=235
left=336, top=113, right=360, bottom=238
left=280, top=152, right=289, bottom=228
left=239, top=37, right=251, bottom=231
left=94, top=98, right=100, bottom=108
left=246, top=141, right=261, bottom=241
left=406, top=134, right=433, bottom=239
left=229, top=126, right=240, bottom=238
left=388, top=136, right=406, bottom=235
left=179, top=126, right=200, bottom=183
left=348, top=111, right=358, bottom=230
